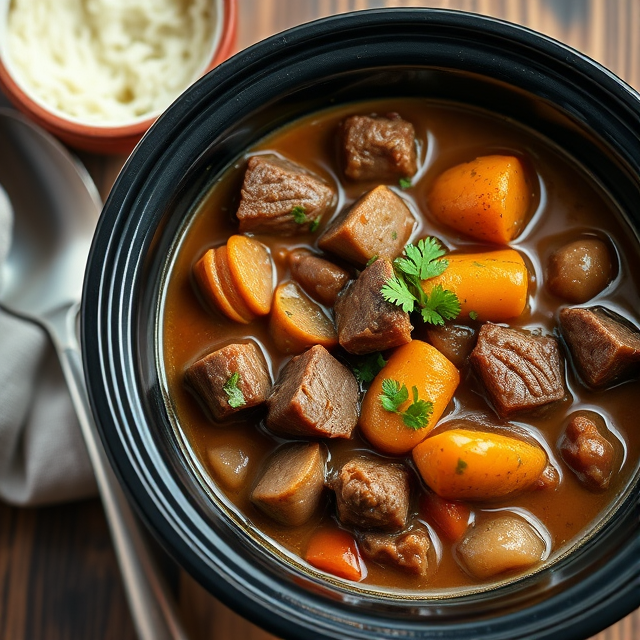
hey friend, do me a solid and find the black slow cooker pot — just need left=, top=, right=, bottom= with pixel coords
left=82, top=9, right=640, bottom=640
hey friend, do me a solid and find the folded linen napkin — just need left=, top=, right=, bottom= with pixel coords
left=0, top=149, right=97, bottom=506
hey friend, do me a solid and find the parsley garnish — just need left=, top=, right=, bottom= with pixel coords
left=366, top=255, right=379, bottom=268
left=223, top=372, right=246, bottom=409
left=291, top=205, right=307, bottom=224
left=309, top=218, right=320, bottom=233
left=379, top=379, right=433, bottom=430
left=399, top=177, right=412, bottom=189
left=469, top=310, right=479, bottom=320
left=353, top=352, right=387, bottom=383
left=455, top=458, right=468, bottom=475
left=381, top=237, right=461, bottom=326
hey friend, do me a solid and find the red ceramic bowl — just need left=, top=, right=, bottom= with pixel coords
left=0, top=0, right=237, bottom=154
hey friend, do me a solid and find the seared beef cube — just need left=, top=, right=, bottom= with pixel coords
left=334, top=258, right=412, bottom=355
left=559, top=411, right=615, bottom=491
left=470, top=324, right=565, bottom=418
left=236, top=155, right=335, bottom=235
left=330, top=457, right=410, bottom=531
left=359, top=526, right=432, bottom=576
left=425, top=323, right=477, bottom=368
left=318, top=186, right=415, bottom=267
left=266, top=345, right=359, bottom=438
left=250, top=443, right=325, bottom=526
left=185, top=342, right=271, bottom=421
left=289, top=249, right=350, bottom=306
left=559, top=306, right=640, bottom=387
left=343, top=114, right=417, bottom=181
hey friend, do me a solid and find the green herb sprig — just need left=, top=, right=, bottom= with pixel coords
left=291, top=205, right=320, bottom=232
left=379, top=379, right=433, bottom=430
left=223, top=372, right=246, bottom=408
left=353, top=352, right=387, bottom=384
left=381, top=237, right=461, bottom=326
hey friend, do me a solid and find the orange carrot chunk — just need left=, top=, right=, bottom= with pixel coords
left=215, top=246, right=256, bottom=323
left=305, top=528, right=363, bottom=582
left=269, top=281, right=338, bottom=354
left=193, top=249, right=253, bottom=324
left=359, top=340, right=460, bottom=455
left=413, top=428, right=547, bottom=501
left=420, top=491, right=471, bottom=542
left=226, top=234, right=274, bottom=315
left=427, top=155, right=531, bottom=244
left=422, top=249, right=528, bottom=322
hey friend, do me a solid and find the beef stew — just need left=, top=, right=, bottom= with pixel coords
left=160, top=99, right=640, bottom=593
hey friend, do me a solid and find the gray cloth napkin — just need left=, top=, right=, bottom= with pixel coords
left=0, top=177, right=97, bottom=506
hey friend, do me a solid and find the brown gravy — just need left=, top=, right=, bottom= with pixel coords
left=160, top=99, right=640, bottom=592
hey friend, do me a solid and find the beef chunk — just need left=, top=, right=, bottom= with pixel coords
left=470, top=324, right=565, bottom=418
left=559, top=411, right=615, bottom=491
left=343, top=114, right=417, bottom=181
left=559, top=306, right=640, bottom=387
left=250, top=443, right=325, bottom=526
left=236, top=155, right=335, bottom=235
left=266, top=345, right=359, bottom=438
left=359, top=526, right=432, bottom=576
left=330, top=457, right=410, bottom=532
left=185, top=342, right=271, bottom=421
left=425, top=323, right=477, bottom=368
left=318, top=186, right=415, bottom=267
left=334, top=258, right=413, bottom=355
left=288, top=249, right=350, bottom=306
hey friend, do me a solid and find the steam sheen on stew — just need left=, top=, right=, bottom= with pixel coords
left=160, top=99, right=640, bottom=593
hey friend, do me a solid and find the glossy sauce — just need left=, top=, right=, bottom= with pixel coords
left=160, top=99, right=640, bottom=592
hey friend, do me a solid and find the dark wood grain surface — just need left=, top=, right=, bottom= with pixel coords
left=1, top=1, right=639, bottom=639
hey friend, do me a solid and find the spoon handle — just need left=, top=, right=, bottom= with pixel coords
left=49, top=303, right=190, bottom=640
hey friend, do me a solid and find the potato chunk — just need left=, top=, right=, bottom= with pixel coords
left=457, top=515, right=546, bottom=579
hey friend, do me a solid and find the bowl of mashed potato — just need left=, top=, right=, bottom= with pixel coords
left=0, top=0, right=236, bottom=153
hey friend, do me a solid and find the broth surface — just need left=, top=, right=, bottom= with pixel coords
left=161, top=99, right=640, bottom=592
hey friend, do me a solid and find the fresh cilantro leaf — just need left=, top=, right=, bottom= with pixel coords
left=379, top=378, right=408, bottom=412
left=379, top=379, right=432, bottom=430
left=399, top=177, right=412, bottom=189
left=309, top=217, right=320, bottom=233
left=469, top=310, right=479, bottom=320
left=455, top=458, right=468, bottom=475
left=223, top=372, right=246, bottom=409
left=420, top=284, right=461, bottom=326
left=381, top=275, right=417, bottom=314
left=394, top=237, right=448, bottom=281
left=383, top=237, right=461, bottom=326
left=291, top=205, right=307, bottom=224
left=366, top=254, right=379, bottom=268
left=391, top=230, right=398, bottom=240
left=353, top=352, right=387, bottom=383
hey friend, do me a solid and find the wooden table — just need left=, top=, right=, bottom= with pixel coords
left=1, top=1, right=639, bottom=639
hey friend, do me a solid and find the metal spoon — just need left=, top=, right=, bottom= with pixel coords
left=0, top=109, right=188, bottom=640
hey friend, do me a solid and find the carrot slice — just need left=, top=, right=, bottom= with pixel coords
left=427, top=155, right=530, bottom=244
left=413, top=428, right=547, bottom=501
left=420, top=491, right=471, bottom=542
left=422, top=248, right=528, bottom=322
left=226, top=235, right=274, bottom=315
left=193, top=249, right=252, bottom=324
left=305, top=528, right=363, bottom=582
left=359, top=340, right=460, bottom=455
left=269, top=281, right=338, bottom=354
left=215, top=247, right=256, bottom=323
